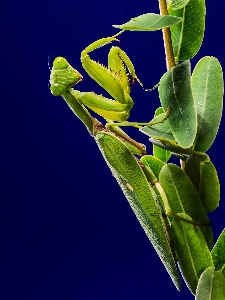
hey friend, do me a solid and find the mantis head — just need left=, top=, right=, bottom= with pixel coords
left=50, top=57, right=83, bottom=96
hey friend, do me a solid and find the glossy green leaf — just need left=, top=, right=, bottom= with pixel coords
left=199, top=161, right=220, bottom=212
left=140, top=155, right=164, bottom=180
left=185, top=155, right=220, bottom=212
left=169, top=0, right=206, bottom=61
left=167, top=0, right=190, bottom=11
left=171, top=213, right=213, bottom=294
left=192, top=57, right=224, bottom=152
left=113, top=13, right=183, bottom=31
left=211, top=229, right=225, bottom=277
left=159, top=60, right=197, bottom=148
left=159, top=164, right=213, bottom=249
left=195, top=267, right=225, bottom=300
left=149, top=137, right=208, bottom=161
left=184, top=154, right=202, bottom=189
left=153, top=143, right=172, bottom=163
left=95, top=130, right=181, bottom=290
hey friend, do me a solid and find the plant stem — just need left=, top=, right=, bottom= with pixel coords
left=158, top=0, right=187, bottom=168
left=158, top=0, right=175, bottom=70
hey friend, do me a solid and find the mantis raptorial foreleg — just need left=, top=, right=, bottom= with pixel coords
left=50, top=31, right=150, bottom=123
left=80, top=30, right=143, bottom=105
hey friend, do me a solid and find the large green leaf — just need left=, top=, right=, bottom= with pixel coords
left=211, top=229, right=225, bottom=277
left=169, top=0, right=206, bottom=61
left=185, top=155, right=220, bottom=212
left=113, top=13, right=183, bottom=31
left=95, top=130, right=181, bottom=290
left=159, top=61, right=197, bottom=148
left=167, top=0, right=190, bottom=11
left=199, top=161, right=220, bottom=212
left=184, top=154, right=202, bottom=189
left=159, top=164, right=213, bottom=249
left=195, top=267, right=225, bottom=299
left=192, top=57, right=224, bottom=152
left=171, top=213, right=213, bottom=294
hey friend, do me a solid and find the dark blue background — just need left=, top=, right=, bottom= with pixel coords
left=1, top=1, right=224, bottom=299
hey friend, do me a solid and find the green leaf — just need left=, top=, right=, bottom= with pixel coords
left=192, top=57, right=224, bottom=152
left=184, top=154, right=202, bottom=189
left=195, top=267, right=225, bottom=300
left=149, top=136, right=209, bottom=161
left=167, top=0, right=190, bottom=11
left=171, top=213, right=213, bottom=294
left=95, top=131, right=181, bottom=290
left=153, top=144, right=172, bottom=163
left=211, top=229, right=225, bottom=277
left=113, top=13, right=183, bottom=31
left=159, top=164, right=213, bottom=249
left=199, top=161, right=220, bottom=212
left=140, top=155, right=164, bottom=180
left=159, top=61, right=197, bottom=148
left=185, top=155, right=220, bottom=212
left=169, top=0, right=206, bottom=61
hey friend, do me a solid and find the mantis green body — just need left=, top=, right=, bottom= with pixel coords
left=50, top=32, right=143, bottom=123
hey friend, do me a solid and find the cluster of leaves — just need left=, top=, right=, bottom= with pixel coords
left=49, top=0, right=225, bottom=298
left=108, top=0, right=224, bottom=297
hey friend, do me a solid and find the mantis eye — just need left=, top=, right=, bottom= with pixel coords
left=53, top=57, right=68, bottom=69
left=50, top=83, right=67, bottom=96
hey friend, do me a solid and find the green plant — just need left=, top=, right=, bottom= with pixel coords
left=49, top=0, right=225, bottom=297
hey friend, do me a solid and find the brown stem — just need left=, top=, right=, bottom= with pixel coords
left=158, top=0, right=186, bottom=168
left=158, top=0, right=175, bottom=70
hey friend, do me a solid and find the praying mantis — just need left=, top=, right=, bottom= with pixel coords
left=49, top=31, right=213, bottom=231
left=50, top=31, right=166, bottom=134
left=50, top=31, right=140, bottom=121
left=49, top=29, right=220, bottom=294
left=49, top=29, right=214, bottom=226
left=48, top=2, right=225, bottom=294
